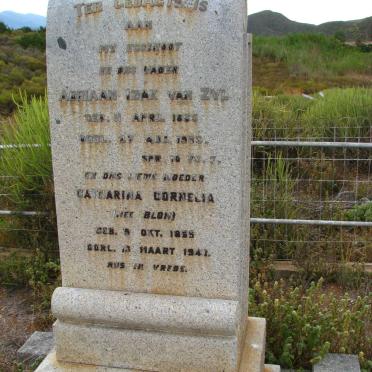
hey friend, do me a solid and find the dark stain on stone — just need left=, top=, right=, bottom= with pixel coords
left=57, top=37, right=67, bottom=50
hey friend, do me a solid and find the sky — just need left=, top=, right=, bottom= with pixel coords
left=0, top=0, right=371, bottom=24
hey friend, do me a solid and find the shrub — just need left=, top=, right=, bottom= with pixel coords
left=0, top=22, right=9, bottom=34
left=0, top=253, right=29, bottom=288
left=0, top=90, right=17, bottom=114
left=27, top=250, right=61, bottom=312
left=16, top=31, right=46, bottom=51
left=250, top=278, right=372, bottom=370
left=334, top=31, right=346, bottom=43
left=0, top=30, right=46, bottom=114
left=358, top=44, right=372, bottom=53
left=346, top=203, right=372, bottom=222
left=0, top=251, right=60, bottom=313
left=19, top=27, right=33, bottom=33
left=9, top=66, right=26, bottom=84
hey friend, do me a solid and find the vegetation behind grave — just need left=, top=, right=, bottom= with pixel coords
left=250, top=278, right=371, bottom=370
left=0, top=23, right=45, bottom=115
left=0, top=89, right=371, bottom=370
left=253, top=34, right=372, bottom=94
left=1, top=25, right=372, bottom=114
left=0, top=95, right=59, bottom=320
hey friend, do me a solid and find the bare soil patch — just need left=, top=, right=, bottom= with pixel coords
left=0, top=288, right=42, bottom=371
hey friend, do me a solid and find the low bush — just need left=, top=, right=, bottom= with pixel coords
left=0, top=29, right=45, bottom=114
left=346, top=202, right=372, bottom=222
left=250, top=278, right=372, bottom=370
left=0, top=253, right=29, bottom=288
left=0, top=22, right=9, bottom=34
left=16, top=31, right=46, bottom=51
left=0, top=251, right=60, bottom=313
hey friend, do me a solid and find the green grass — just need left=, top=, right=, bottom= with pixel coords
left=254, top=34, right=372, bottom=79
left=1, top=94, right=52, bottom=207
left=0, top=95, right=59, bottom=317
left=253, top=88, right=372, bottom=140
left=302, top=88, right=372, bottom=139
left=0, top=94, right=57, bottom=257
left=253, top=34, right=372, bottom=94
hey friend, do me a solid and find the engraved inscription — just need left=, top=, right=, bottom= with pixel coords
left=77, top=190, right=143, bottom=200
left=126, top=89, right=158, bottom=100
left=125, top=20, right=152, bottom=30
left=127, top=42, right=182, bottom=52
left=200, top=87, right=229, bottom=101
left=133, top=113, right=165, bottom=123
left=75, top=2, right=103, bottom=17
left=60, top=90, right=117, bottom=102
left=114, top=0, right=208, bottom=11
left=57, top=0, right=234, bottom=281
left=168, top=90, right=192, bottom=101
left=144, top=65, right=178, bottom=74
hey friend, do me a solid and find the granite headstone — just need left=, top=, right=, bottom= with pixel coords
left=37, top=1, right=274, bottom=371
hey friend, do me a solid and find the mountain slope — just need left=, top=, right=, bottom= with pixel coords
left=248, top=11, right=372, bottom=40
left=248, top=11, right=316, bottom=36
left=0, top=11, right=46, bottom=29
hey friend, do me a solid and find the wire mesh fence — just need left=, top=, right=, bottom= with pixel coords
left=0, top=118, right=371, bottom=268
left=251, top=118, right=372, bottom=265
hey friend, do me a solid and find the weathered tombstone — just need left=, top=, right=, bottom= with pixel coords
left=37, top=0, right=275, bottom=371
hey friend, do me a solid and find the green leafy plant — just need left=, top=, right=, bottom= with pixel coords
left=346, top=202, right=372, bottom=222
left=27, top=249, right=61, bottom=313
left=250, top=278, right=372, bottom=370
left=16, top=31, right=46, bottom=51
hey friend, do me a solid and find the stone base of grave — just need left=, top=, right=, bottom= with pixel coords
left=35, top=317, right=279, bottom=372
left=17, top=331, right=54, bottom=364
left=313, top=354, right=360, bottom=372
